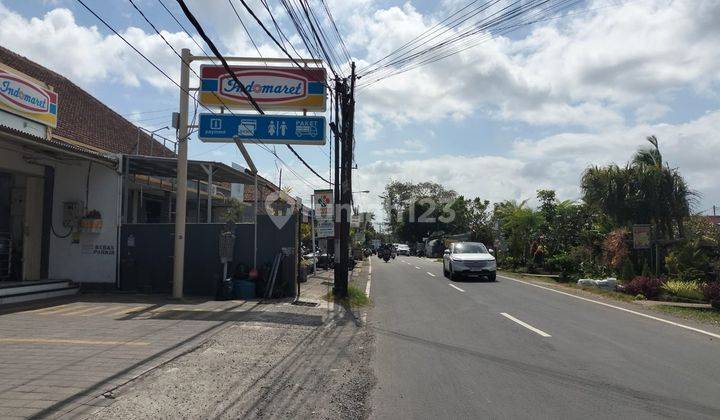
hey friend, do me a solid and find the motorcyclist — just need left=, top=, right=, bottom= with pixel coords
left=378, top=244, right=393, bottom=262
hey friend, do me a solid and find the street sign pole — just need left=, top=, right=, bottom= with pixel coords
left=311, top=194, right=316, bottom=274
left=173, top=48, right=191, bottom=299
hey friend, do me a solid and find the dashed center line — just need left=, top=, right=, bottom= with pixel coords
left=427, top=272, right=436, bottom=277
left=448, top=284, right=465, bottom=292
left=501, top=312, right=552, bottom=337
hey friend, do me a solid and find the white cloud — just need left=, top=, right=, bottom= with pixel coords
left=353, top=0, right=720, bottom=132
left=634, top=102, right=671, bottom=123
left=355, top=109, right=720, bottom=217
left=0, top=4, right=199, bottom=90
left=371, top=139, right=427, bottom=155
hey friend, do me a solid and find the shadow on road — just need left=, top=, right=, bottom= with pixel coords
left=371, top=326, right=720, bottom=419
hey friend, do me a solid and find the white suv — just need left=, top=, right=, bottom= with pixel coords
left=443, top=242, right=496, bottom=281
left=395, top=244, right=410, bottom=256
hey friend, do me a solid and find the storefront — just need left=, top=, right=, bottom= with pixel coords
left=0, top=45, right=170, bottom=296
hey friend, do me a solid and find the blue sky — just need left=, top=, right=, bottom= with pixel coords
left=2, top=0, right=720, bottom=217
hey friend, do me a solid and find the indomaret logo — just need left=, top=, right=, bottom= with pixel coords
left=0, top=73, right=50, bottom=113
left=219, top=70, right=307, bottom=103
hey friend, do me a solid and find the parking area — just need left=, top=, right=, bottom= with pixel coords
left=0, top=295, right=325, bottom=419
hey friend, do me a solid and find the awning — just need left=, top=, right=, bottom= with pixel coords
left=123, top=154, right=274, bottom=187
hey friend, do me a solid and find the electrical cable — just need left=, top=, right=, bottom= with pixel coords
left=176, top=0, right=333, bottom=185
left=77, top=0, right=320, bottom=188
left=228, top=0, right=265, bottom=59
left=357, top=0, right=592, bottom=88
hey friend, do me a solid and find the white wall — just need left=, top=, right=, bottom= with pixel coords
left=0, top=141, right=44, bottom=177
left=49, top=160, right=120, bottom=283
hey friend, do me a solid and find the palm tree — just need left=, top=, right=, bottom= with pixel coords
left=581, top=136, right=694, bottom=239
left=494, top=200, right=540, bottom=263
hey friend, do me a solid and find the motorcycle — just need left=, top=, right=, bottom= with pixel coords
left=382, top=253, right=390, bottom=262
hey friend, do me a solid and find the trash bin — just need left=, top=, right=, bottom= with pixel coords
left=233, top=279, right=256, bottom=299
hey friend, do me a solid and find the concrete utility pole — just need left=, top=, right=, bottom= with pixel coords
left=172, top=48, right=191, bottom=299
left=333, top=78, right=342, bottom=287
left=334, top=62, right=356, bottom=298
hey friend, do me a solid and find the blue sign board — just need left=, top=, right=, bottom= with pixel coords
left=198, top=113, right=326, bottom=145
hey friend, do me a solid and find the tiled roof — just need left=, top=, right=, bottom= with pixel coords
left=0, top=46, right=174, bottom=157
left=0, top=124, right=116, bottom=163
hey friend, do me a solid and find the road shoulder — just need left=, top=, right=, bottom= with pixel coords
left=88, top=263, right=375, bottom=419
left=498, top=271, right=720, bottom=336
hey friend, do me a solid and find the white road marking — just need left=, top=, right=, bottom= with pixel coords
left=502, top=276, right=720, bottom=340
left=366, top=258, right=372, bottom=297
left=415, top=266, right=421, bottom=269
left=501, top=312, right=552, bottom=337
left=448, top=284, right=465, bottom=292
left=427, top=272, right=436, bottom=277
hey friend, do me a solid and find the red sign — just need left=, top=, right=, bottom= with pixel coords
left=200, top=65, right=326, bottom=111
left=0, top=69, right=58, bottom=127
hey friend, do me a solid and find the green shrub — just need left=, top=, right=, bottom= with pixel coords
left=501, top=256, right=518, bottom=269
left=545, top=253, right=577, bottom=280
left=619, top=259, right=635, bottom=282
left=661, top=280, right=704, bottom=301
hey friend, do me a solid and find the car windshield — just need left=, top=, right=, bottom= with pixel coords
left=454, top=243, right=487, bottom=254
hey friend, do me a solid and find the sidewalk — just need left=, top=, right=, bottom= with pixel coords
left=0, top=261, right=374, bottom=419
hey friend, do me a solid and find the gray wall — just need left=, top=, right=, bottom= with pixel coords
left=119, top=215, right=298, bottom=297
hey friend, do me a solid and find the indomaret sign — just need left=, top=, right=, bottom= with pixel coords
left=0, top=66, right=58, bottom=128
left=199, top=65, right=326, bottom=112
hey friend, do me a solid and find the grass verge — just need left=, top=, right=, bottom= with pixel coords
left=498, top=270, right=635, bottom=302
left=653, top=305, right=720, bottom=327
left=325, top=284, right=371, bottom=307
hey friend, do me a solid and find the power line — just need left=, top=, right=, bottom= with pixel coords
left=157, top=0, right=213, bottom=57
left=298, top=0, right=344, bottom=77
left=121, top=107, right=176, bottom=116
left=357, top=0, right=591, bottom=88
left=233, top=0, right=337, bottom=93
left=228, top=0, right=265, bottom=59
left=176, top=0, right=333, bottom=185
left=319, top=0, right=351, bottom=63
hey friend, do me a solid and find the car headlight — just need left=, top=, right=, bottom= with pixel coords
left=488, top=260, right=496, bottom=269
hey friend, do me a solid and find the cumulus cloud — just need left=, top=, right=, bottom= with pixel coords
left=0, top=4, right=200, bottom=90
left=353, top=0, right=720, bottom=131
left=353, top=110, right=720, bottom=217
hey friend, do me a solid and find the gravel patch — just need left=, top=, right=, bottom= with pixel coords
left=89, top=305, right=375, bottom=419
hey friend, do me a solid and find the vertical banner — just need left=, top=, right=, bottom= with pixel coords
left=314, top=189, right=334, bottom=238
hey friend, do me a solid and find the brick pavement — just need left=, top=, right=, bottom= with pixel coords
left=0, top=260, right=369, bottom=419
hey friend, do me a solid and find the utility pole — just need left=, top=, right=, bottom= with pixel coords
left=335, top=63, right=356, bottom=298
left=333, top=78, right=342, bottom=287
left=172, top=48, right=191, bottom=299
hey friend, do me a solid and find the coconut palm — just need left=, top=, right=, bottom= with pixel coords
left=581, top=136, right=694, bottom=240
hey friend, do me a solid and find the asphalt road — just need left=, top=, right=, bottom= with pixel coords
left=368, top=256, right=720, bottom=420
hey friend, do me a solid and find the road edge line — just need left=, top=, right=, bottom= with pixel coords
left=500, top=275, right=720, bottom=340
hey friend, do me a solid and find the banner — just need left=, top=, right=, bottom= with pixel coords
left=0, top=67, right=58, bottom=128
left=314, top=189, right=334, bottom=238
left=199, top=65, right=326, bottom=112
